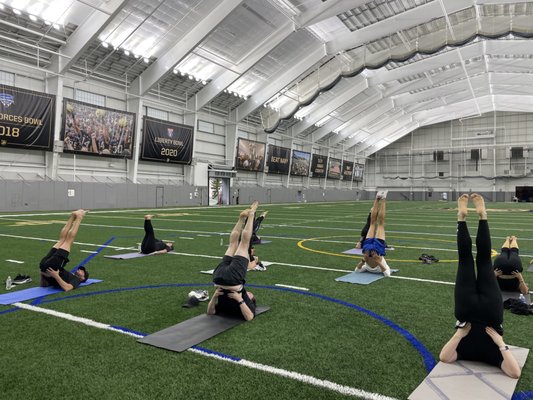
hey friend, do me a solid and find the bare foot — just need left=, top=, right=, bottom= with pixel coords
left=74, top=209, right=88, bottom=218
left=470, top=193, right=487, bottom=219
left=457, top=194, right=469, bottom=221
left=144, top=214, right=155, bottom=220
left=260, top=211, right=268, bottom=218
left=250, top=201, right=259, bottom=212
left=240, top=209, right=250, bottom=218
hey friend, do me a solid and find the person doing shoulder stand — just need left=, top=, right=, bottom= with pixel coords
left=439, top=194, right=521, bottom=379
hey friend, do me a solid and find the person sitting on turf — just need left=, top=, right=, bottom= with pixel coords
left=251, top=211, right=268, bottom=244
left=207, top=202, right=259, bottom=321
left=247, top=245, right=266, bottom=271
left=140, top=215, right=174, bottom=255
left=354, top=193, right=391, bottom=277
left=39, top=209, right=90, bottom=292
left=439, top=194, right=521, bottom=378
left=494, top=235, right=529, bottom=295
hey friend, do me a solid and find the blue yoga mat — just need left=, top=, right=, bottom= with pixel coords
left=335, top=270, right=399, bottom=285
left=0, top=279, right=103, bottom=305
left=104, top=252, right=150, bottom=260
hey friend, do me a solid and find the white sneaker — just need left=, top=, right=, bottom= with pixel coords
left=5, top=276, right=13, bottom=290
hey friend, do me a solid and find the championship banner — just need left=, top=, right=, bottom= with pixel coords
left=328, top=158, right=342, bottom=180
left=61, top=99, right=135, bottom=159
left=342, top=160, right=354, bottom=181
left=267, top=145, right=290, bottom=174
left=290, top=150, right=310, bottom=176
left=141, top=117, right=193, bottom=164
left=354, top=163, right=365, bottom=182
left=236, top=138, right=266, bottom=172
left=311, top=154, right=328, bottom=178
left=0, top=85, right=55, bottom=151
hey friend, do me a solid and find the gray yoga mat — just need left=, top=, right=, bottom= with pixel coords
left=104, top=252, right=150, bottom=260
left=138, top=306, right=270, bottom=352
left=335, top=269, right=399, bottom=285
left=409, top=346, right=529, bottom=400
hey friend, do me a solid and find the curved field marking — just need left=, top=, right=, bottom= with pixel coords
left=297, top=235, right=459, bottom=263
left=3, top=283, right=435, bottom=372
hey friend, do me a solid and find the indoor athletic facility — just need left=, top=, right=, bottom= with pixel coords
left=1, top=1, right=533, bottom=399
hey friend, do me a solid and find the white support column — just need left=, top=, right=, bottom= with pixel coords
left=44, top=75, right=63, bottom=180
left=126, top=82, right=143, bottom=184
left=184, top=96, right=198, bottom=186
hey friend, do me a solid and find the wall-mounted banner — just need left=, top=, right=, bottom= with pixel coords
left=328, top=157, right=342, bottom=180
left=61, top=99, right=135, bottom=159
left=141, top=117, right=193, bottom=164
left=311, top=153, right=328, bottom=178
left=0, top=84, right=55, bottom=151
left=342, top=160, right=354, bottom=181
left=290, top=150, right=311, bottom=177
left=354, top=163, right=365, bottom=182
left=267, top=145, right=291, bottom=174
left=236, top=138, right=266, bottom=172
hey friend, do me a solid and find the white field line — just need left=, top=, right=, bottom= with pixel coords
left=1, top=232, right=530, bottom=290
left=275, top=284, right=310, bottom=291
left=6, top=259, right=24, bottom=264
left=80, top=250, right=98, bottom=254
left=12, top=302, right=398, bottom=400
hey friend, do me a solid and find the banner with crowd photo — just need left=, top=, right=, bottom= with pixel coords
left=342, top=160, right=354, bottom=181
left=353, top=163, right=365, bottom=181
left=236, top=138, right=266, bottom=172
left=267, top=145, right=291, bottom=174
left=140, top=117, right=193, bottom=164
left=328, top=158, right=342, bottom=180
left=61, top=99, right=135, bottom=159
left=0, top=85, right=55, bottom=151
left=310, top=153, right=328, bottom=178
left=290, top=150, right=311, bottom=176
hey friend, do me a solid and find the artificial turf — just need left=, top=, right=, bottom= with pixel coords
left=1, top=199, right=532, bottom=399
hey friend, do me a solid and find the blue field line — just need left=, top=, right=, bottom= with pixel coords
left=2, top=282, right=530, bottom=398
left=72, top=236, right=116, bottom=270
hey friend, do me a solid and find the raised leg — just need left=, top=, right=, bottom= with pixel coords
left=57, top=210, right=87, bottom=252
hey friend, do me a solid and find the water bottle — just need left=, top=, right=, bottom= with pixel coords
left=5, top=276, right=13, bottom=290
left=519, top=293, right=527, bottom=304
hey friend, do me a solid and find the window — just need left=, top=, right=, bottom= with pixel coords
left=198, top=120, right=214, bottom=133
left=75, top=89, right=105, bottom=107
left=146, top=107, right=169, bottom=120
left=0, top=71, right=15, bottom=86
left=470, top=149, right=480, bottom=161
left=433, top=151, right=444, bottom=161
left=511, top=147, right=524, bottom=159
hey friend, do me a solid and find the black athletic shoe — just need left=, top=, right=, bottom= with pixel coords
left=13, top=275, right=32, bottom=285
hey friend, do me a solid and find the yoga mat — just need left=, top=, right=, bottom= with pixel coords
left=501, top=291, right=531, bottom=303
left=409, top=346, right=529, bottom=400
left=342, top=247, right=394, bottom=255
left=104, top=252, right=151, bottom=260
left=335, top=269, right=399, bottom=285
left=138, top=306, right=270, bottom=352
left=0, top=279, right=103, bottom=305
left=527, top=264, right=533, bottom=273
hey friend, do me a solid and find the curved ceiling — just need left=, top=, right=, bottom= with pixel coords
left=1, top=0, right=532, bottom=158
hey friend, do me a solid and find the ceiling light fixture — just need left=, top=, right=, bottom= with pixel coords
left=13, top=9, right=22, bottom=15
left=29, top=14, right=38, bottom=22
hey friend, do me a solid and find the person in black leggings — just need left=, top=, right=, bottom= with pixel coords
left=494, top=235, right=529, bottom=294
left=140, top=215, right=174, bottom=255
left=355, top=211, right=371, bottom=249
left=251, top=211, right=268, bottom=244
left=440, top=194, right=521, bottom=378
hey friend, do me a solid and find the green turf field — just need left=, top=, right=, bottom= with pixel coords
left=1, top=200, right=532, bottom=400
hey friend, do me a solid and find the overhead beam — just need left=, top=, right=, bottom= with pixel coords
left=131, top=0, right=244, bottom=96
left=291, top=75, right=368, bottom=136
left=48, top=0, right=128, bottom=74
left=195, top=19, right=294, bottom=111
left=296, top=0, right=368, bottom=28
left=327, top=0, right=473, bottom=54
left=232, top=44, right=326, bottom=122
